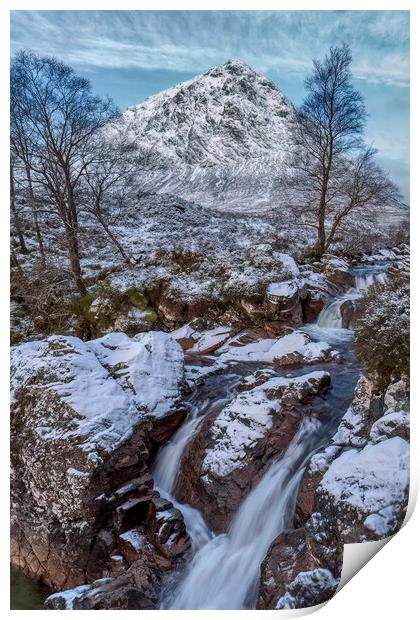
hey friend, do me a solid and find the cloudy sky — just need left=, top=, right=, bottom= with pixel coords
left=11, top=10, right=410, bottom=201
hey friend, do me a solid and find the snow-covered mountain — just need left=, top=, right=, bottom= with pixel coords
left=108, top=60, right=297, bottom=212
left=107, top=58, right=407, bottom=230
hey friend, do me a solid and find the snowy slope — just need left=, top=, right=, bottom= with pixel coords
left=107, top=60, right=297, bottom=212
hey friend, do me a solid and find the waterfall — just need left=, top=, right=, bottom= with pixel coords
left=316, top=299, right=343, bottom=329
left=355, top=270, right=388, bottom=292
left=153, top=378, right=239, bottom=494
left=153, top=404, right=208, bottom=493
left=317, top=268, right=389, bottom=330
left=162, top=417, right=322, bottom=610
left=152, top=377, right=240, bottom=552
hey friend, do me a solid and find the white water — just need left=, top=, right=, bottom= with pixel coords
left=316, top=299, right=345, bottom=329
left=317, top=268, right=388, bottom=330
left=152, top=379, right=239, bottom=552
left=355, top=270, right=387, bottom=292
left=153, top=379, right=239, bottom=494
left=162, top=417, right=322, bottom=610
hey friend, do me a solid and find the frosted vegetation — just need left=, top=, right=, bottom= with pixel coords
left=10, top=50, right=408, bottom=344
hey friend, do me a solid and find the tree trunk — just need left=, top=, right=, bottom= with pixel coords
left=25, top=165, right=46, bottom=263
left=315, top=148, right=333, bottom=258
left=314, top=182, right=328, bottom=258
left=10, top=165, right=28, bottom=254
left=11, top=248, right=24, bottom=275
left=65, top=222, right=87, bottom=295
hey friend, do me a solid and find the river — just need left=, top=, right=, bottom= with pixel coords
left=10, top=261, right=390, bottom=609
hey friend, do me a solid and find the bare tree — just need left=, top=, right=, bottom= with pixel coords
left=10, top=113, right=46, bottom=263
left=10, top=51, right=118, bottom=293
left=10, top=156, right=28, bottom=254
left=324, top=147, right=400, bottom=250
left=80, top=137, right=138, bottom=267
left=289, top=44, right=398, bottom=257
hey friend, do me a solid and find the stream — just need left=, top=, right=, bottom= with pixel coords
left=152, top=262, right=390, bottom=610
left=10, top=261, right=390, bottom=610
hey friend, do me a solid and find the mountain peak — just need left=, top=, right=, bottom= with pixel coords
left=114, top=60, right=296, bottom=168
left=205, top=58, right=257, bottom=77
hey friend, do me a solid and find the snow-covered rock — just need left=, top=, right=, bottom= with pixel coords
left=175, top=371, right=330, bottom=532
left=186, top=326, right=232, bottom=355
left=369, top=410, right=410, bottom=443
left=218, top=330, right=337, bottom=367
left=275, top=569, right=339, bottom=610
left=331, top=375, right=375, bottom=448
left=317, top=437, right=409, bottom=540
left=383, top=379, right=410, bottom=412
left=11, top=332, right=185, bottom=454
left=10, top=331, right=188, bottom=589
left=322, top=255, right=355, bottom=290
left=202, top=371, right=330, bottom=478
left=257, top=526, right=341, bottom=610
left=267, top=280, right=299, bottom=309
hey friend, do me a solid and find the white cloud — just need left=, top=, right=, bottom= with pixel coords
left=10, top=10, right=409, bottom=87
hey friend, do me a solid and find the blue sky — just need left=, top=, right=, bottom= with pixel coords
left=10, top=10, right=410, bottom=201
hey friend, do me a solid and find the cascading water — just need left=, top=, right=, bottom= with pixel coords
left=152, top=375, right=240, bottom=551
left=149, top=261, right=390, bottom=610
left=161, top=417, right=323, bottom=610
left=355, top=270, right=387, bottom=292
left=317, top=266, right=389, bottom=330
left=153, top=376, right=240, bottom=495
left=316, top=299, right=344, bottom=328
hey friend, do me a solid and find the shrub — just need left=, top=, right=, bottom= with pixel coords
left=354, top=276, right=409, bottom=389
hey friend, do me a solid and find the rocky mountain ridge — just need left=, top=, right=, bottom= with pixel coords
left=105, top=59, right=299, bottom=212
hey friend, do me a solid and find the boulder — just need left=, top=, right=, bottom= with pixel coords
left=175, top=371, right=330, bottom=532
left=322, top=255, right=355, bottom=290
left=315, top=436, right=409, bottom=541
left=340, top=299, right=356, bottom=329
left=274, top=569, right=339, bottom=610
left=45, top=541, right=172, bottom=610
left=369, top=410, right=410, bottom=443
left=11, top=331, right=188, bottom=590
left=217, top=330, right=339, bottom=367
left=300, top=271, right=338, bottom=323
left=331, top=375, right=379, bottom=448
left=257, top=527, right=341, bottom=610
left=383, top=378, right=410, bottom=412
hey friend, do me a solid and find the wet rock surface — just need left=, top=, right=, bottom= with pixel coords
left=175, top=370, right=330, bottom=532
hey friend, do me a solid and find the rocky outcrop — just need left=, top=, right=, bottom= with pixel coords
left=258, top=526, right=341, bottom=610
left=259, top=376, right=410, bottom=608
left=299, top=270, right=338, bottom=323
left=11, top=331, right=190, bottom=603
left=322, top=255, right=355, bottom=290
left=217, top=330, right=339, bottom=367
left=175, top=371, right=330, bottom=532
left=339, top=299, right=356, bottom=329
